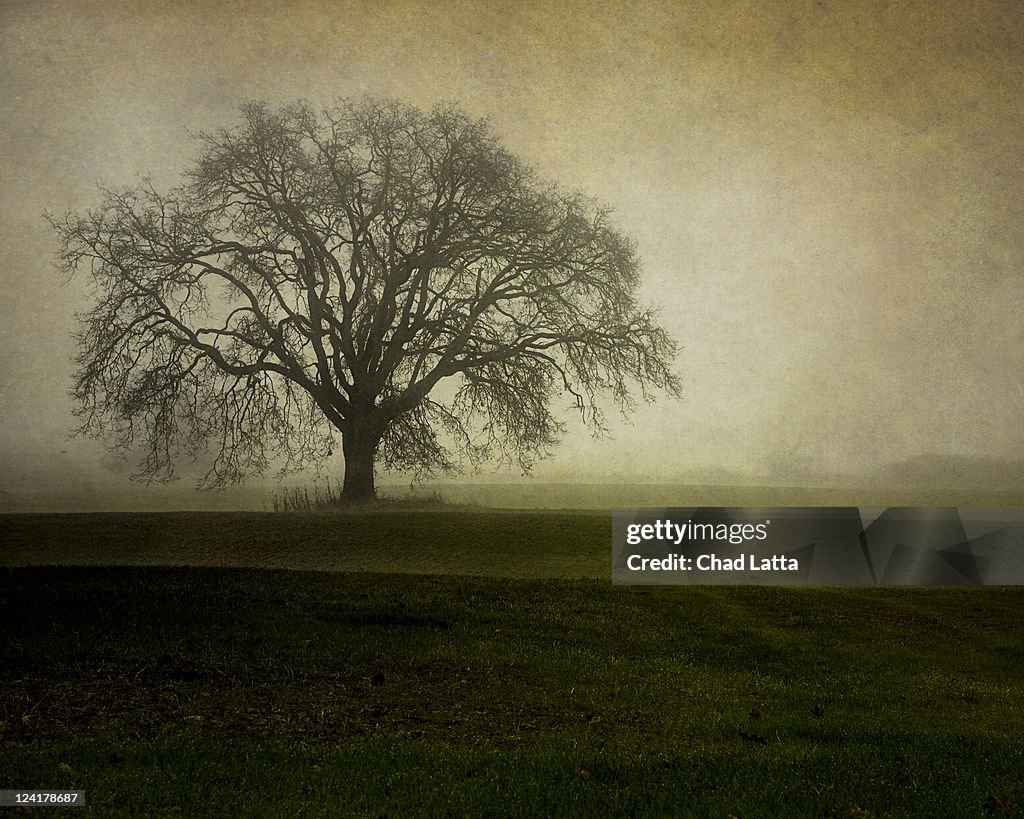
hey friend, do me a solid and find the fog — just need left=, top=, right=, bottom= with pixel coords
left=2, top=0, right=1022, bottom=510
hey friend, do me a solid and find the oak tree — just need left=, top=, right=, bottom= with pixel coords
left=52, top=99, right=679, bottom=502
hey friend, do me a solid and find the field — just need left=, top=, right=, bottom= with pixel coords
left=1, top=510, right=1023, bottom=817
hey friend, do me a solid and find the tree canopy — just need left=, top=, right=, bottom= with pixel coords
left=51, top=98, right=680, bottom=501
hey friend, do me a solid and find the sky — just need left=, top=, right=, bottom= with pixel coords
left=1, top=0, right=1022, bottom=510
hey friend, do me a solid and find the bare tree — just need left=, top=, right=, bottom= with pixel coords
left=51, top=99, right=680, bottom=502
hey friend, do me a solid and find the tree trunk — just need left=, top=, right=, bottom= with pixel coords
left=341, top=418, right=382, bottom=503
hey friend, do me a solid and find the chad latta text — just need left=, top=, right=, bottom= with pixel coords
left=626, top=553, right=799, bottom=572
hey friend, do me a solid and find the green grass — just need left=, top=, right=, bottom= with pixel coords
left=1, top=512, right=1023, bottom=816
left=0, top=510, right=607, bottom=577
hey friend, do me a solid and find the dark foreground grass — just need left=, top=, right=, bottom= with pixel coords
left=2, top=567, right=1022, bottom=817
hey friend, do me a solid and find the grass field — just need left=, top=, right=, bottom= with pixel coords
left=0, top=509, right=607, bottom=577
left=1, top=511, right=1023, bottom=817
